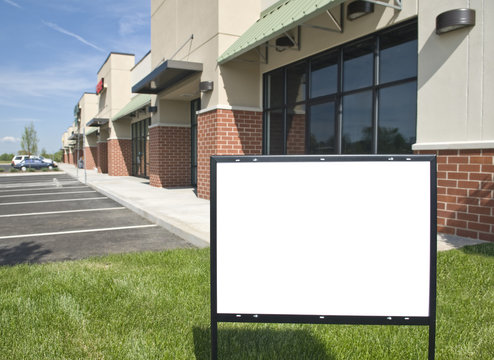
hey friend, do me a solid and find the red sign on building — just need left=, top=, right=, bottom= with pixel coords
left=96, top=78, right=104, bottom=95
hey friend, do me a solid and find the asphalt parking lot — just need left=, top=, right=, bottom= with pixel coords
left=0, top=173, right=192, bottom=265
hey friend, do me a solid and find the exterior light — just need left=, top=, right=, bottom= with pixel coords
left=347, top=0, right=374, bottom=21
left=436, top=8, right=475, bottom=35
left=200, top=81, right=214, bottom=92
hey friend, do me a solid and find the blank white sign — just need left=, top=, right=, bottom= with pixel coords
left=215, top=159, right=431, bottom=318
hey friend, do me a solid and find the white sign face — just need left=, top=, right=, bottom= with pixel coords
left=215, top=159, right=431, bottom=318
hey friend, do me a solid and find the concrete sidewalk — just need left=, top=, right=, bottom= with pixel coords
left=58, top=163, right=487, bottom=251
left=58, top=163, right=210, bottom=248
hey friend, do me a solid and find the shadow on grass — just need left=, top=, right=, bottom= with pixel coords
left=0, top=241, right=52, bottom=265
left=193, top=326, right=334, bottom=360
left=460, top=243, right=494, bottom=257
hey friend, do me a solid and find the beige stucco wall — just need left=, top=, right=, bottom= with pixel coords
left=132, top=52, right=152, bottom=87
left=79, top=93, right=99, bottom=147
left=149, top=0, right=261, bottom=119
left=415, top=0, right=493, bottom=149
left=96, top=53, right=135, bottom=140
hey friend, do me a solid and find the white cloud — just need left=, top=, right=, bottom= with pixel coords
left=42, top=21, right=105, bottom=53
left=0, top=136, right=20, bottom=143
left=3, top=0, right=21, bottom=9
left=0, top=56, right=100, bottom=99
left=119, top=13, right=148, bottom=36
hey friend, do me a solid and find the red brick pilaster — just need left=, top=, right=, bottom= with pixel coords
left=84, top=146, right=98, bottom=170
left=197, top=109, right=263, bottom=199
left=416, top=149, right=494, bottom=242
left=149, top=125, right=191, bottom=188
left=97, top=141, right=108, bottom=174
left=108, top=139, right=132, bottom=176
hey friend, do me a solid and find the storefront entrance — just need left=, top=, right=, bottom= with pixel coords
left=132, top=118, right=151, bottom=178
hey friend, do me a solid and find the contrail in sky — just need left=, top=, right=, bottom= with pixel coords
left=43, top=21, right=105, bottom=53
left=3, top=0, right=21, bottom=9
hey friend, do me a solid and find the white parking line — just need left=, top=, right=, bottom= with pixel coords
left=0, top=207, right=126, bottom=218
left=0, top=181, right=80, bottom=189
left=0, top=224, right=158, bottom=240
left=0, top=190, right=96, bottom=198
left=0, top=197, right=107, bottom=205
left=0, top=186, right=89, bottom=193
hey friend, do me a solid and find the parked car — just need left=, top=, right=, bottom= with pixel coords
left=11, top=155, right=29, bottom=166
left=13, top=158, right=54, bottom=171
left=31, top=155, right=57, bottom=166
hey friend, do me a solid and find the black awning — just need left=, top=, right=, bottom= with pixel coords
left=132, top=59, right=203, bottom=94
left=86, top=118, right=109, bottom=127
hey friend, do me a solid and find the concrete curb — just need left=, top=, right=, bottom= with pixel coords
left=63, top=170, right=210, bottom=249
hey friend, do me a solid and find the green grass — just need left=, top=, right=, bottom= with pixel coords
left=0, top=245, right=493, bottom=359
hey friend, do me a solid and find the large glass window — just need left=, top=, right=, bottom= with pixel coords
left=342, top=91, right=373, bottom=154
left=378, top=82, right=417, bottom=153
left=310, top=51, right=338, bottom=98
left=263, top=19, right=417, bottom=155
left=309, top=101, right=336, bottom=154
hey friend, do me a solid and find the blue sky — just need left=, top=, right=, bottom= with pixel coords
left=0, top=0, right=150, bottom=155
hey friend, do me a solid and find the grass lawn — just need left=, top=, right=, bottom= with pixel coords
left=0, top=244, right=493, bottom=359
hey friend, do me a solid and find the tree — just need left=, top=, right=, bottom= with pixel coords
left=20, top=122, right=38, bottom=156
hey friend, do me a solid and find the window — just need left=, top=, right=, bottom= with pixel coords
left=263, top=19, right=417, bottom=155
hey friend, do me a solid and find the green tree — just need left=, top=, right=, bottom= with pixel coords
left=20, top=122, right=38, bottom=156
left=53, top=149, right=63, bottom=162
left=0, top=153, right=15, bottom=161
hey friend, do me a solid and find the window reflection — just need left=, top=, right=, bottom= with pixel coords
left=266, top=110, right=283, bottom=155
left=342, top=91, right=372, bottom=154
left=378, top=82, right=417, bottom=153
left=286, top=62, right=306, bottom=104
left=380, top=26, right=417, bottom=83
left=310, top=52, right=338, bottom=98
left=266, top=70, right=283, bottom=108
left=309, top=102, right=336, bottom=154
left=343, top=40, right=374, bottom=91
left=286, top=105, right=306, bottom=154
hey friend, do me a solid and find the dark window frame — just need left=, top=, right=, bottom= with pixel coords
left=263, top=18, right=417, bottom=155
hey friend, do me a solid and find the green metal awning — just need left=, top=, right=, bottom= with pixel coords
left=84, top=126, right=98, bottom=136
left=112, top=94, right=151, bottom=122
left=217, top=0, right=345, bottom=64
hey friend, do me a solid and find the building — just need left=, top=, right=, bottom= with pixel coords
left=63, top=0, right=494, bottom=242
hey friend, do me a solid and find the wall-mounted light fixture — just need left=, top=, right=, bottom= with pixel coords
left=347, top=0, right=374, bottom=21
left=200, top=81, right=214, bottom=93
left=436, top=8, right=475, bottom=35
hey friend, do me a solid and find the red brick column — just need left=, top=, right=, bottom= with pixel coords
left=108, top=139, right=132, bottom=176
left=197, top=109, right=263, bottom=199
left=416, top=149, right=494, bottom=242
left=97, top=141, right=108, bottom=174
left=68, top=151, right=73, bottom=164
left=149, top=125, right=191, bottom=188
left=84, top=146, right=98, bottom=170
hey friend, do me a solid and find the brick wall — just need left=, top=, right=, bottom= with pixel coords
left=108, top=139, right=132, bottom=176
left=197, top=109, right=263, bottom=199
left=287, top=113, right=306, bottom=154
left=97, top=142, right=108, bottom=174
left=84, top=146, right=98, bottom=170
left=416, top=149, right=494, bottom=242
left=149, top=125, right=191, bottom=188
